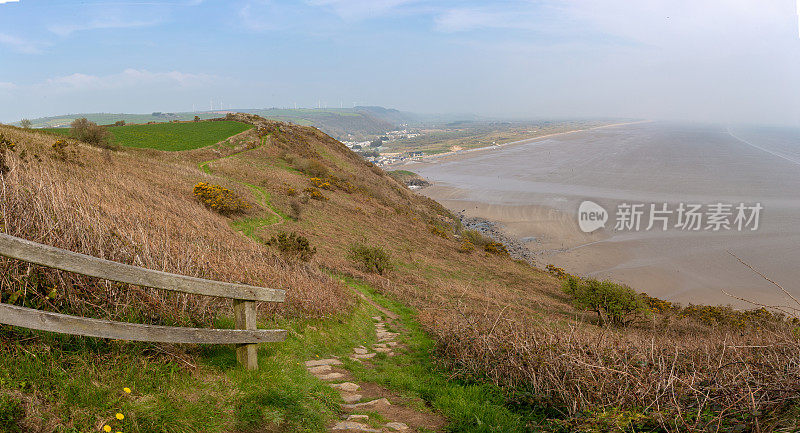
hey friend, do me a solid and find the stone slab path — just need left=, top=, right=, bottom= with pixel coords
left=305, top=314, right=445, bottom=432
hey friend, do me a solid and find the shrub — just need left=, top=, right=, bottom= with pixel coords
left=193, top=182, right=249, bottom=214
left=114, top=120, right=126, bottom=126
left=545, top=264, right=568, bottom=279
left=429, top=225, right=449, bottom=238
left=70, top=118, right=112, bottom=148
left=483, top=241, right=508, bottom=255
left=303, top=187, right=328, bottom=201
left=0, top=133, right=16, bottom=174
left=289, top=200, right=302, bottom=220
left=309, top=177, right=334, bottom=190
left=348, top=244, right=392, bottom=275
left=266, top=232, right=316, bottom=262
left=19, top=119, right=31, bottom=129
left=458, top=240, right=475, bottom=253
left=51, top=139, right=70, bottom=160
left=562, top=277, right=648, bottom=326
left=296, top=159, right=328, bottom=177
left=285, top=186, right=297, bottom=196
left=462, top=229, right=491, bottom=247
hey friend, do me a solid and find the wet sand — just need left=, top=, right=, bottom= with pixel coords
left=402, top=122, right=800, bottom=308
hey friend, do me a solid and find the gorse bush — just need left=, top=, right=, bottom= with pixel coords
left=545, top=264, right=568, bottom=279
left=0, top=133, right=16, bottom=174
left=309, top=177, right=334, bottom=191
left=348, top=244, right=392, bottom=275
left=458, top=240, right=475, bottom=253
left=563, top=277, right=648, bottom=327
left=193, top=182, right=250, bottom=214
left=462, top=229, right=491, bottom=247
left=266, top=232, right=316, bottom=262
left=429, top=225, right=449, bottom=238
left=483, top=241, right=508, bottom=255
left=70, top=117, right=112, bottom=148
left=303, top=187, right=328, bottom=201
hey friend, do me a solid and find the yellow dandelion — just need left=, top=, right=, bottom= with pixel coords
left=123, top=387, right=131, bottom=394
left=103, top=425, right=112, bottom=432
left=116, top=413, right=124, bottom=420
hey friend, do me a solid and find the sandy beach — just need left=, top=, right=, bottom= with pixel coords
left=402, top=122, right=800, bottom=307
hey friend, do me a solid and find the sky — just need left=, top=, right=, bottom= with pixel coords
left=1, top=0, right=800, bottom=125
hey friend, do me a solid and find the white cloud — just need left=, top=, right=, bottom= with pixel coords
left=43, top=69, right=216, bottom=91
left=434, top=8, right=547, bottom=33
left=0, top=32, right=43, bottom=54
left=307, top=0, right=419, bottom=20
left=49, top=17, right=162, bottom=37
left=0, top=1, right=20, bottom=4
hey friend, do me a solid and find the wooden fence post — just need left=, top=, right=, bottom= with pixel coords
left=234, top=299, right=258, bottom=370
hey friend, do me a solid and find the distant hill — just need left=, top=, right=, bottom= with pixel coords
left=15, top=107, right=403, bottom=141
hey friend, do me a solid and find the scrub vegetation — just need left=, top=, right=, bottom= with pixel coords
left=1, top=114, right=798, bottom=432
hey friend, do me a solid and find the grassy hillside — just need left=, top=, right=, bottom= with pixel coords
left=20, top=107, right=396, bottom=141
left=1, top=114, right=798, bottom=432
left=43, top=120, right=253, bottom=151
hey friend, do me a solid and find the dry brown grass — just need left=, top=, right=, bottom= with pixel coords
left=201, top=115, right=800, bottom=430
left=0, top=124, right=351, bottom=328
left=3, top=114, right=798, bottom=431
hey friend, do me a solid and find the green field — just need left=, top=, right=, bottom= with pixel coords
left=44, top=121, right=253, bottom=151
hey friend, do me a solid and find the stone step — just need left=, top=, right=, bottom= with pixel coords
left=305, top=358, right=342, bottom=367
left=353, top=347, right=369, bottom=355
left=331, top=421, right=380, bottom=432
left=374, top=347, right=392, bottom=353
left=341, top=392, right=363, bottom=403
left=307, top=365, right=332, bottom=374
left=385, top=422, right=409, bottom=431
left=343, top=398, right=391, bottom=410
left=346, top=414, right=369, bottom=421
left=329, top=382, right=360, bottom=392
left=350, top=353, right=376, bottom=359
left=371, top=316, right=382, bottom=321
left=318, top=372, right=345, bottom=381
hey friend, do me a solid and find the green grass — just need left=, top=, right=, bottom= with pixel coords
left=44, top=121, right=253, bottom=151
left=230, top=215, right=282, bottom=241
left=0, top=299, right=377, bottom=432
left=339, top=277, right=527, bottom=433
left=0, top=277, right=527, bottom=432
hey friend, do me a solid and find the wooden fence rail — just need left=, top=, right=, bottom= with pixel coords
left=0, top=233, right=286, bottom=370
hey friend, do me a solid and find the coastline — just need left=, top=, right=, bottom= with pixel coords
left=386, top=119, right=651, bottom=169
left=405, top=122, right=800, bottom=308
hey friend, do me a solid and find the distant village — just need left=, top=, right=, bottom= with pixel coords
left=341, top=128, right=424, bottom=166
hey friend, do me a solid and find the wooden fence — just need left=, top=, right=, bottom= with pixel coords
left=0, top=233, right=286, bottom=370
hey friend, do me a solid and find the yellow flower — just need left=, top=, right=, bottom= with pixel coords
left=116, top=413, right=124, bottom=420
left=103, top=425, right=112, bottom=432
left=123, top=387, right=131, bottom=394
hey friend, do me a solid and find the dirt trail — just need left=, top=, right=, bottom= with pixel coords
left=305, top=315, right=445, bottom=432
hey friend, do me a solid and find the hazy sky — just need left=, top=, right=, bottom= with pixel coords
left=1, top=0, right=799, bottom=125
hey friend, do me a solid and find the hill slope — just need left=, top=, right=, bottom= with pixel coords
left=0, top=114, right=798, bottom=432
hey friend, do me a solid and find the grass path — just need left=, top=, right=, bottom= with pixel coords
left=197, top=135, right=286, bottom=240
left=298, top=278, right=527, bottom=433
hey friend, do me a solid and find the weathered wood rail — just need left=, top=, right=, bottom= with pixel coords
left=0, top=233, right=286, bottom=370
